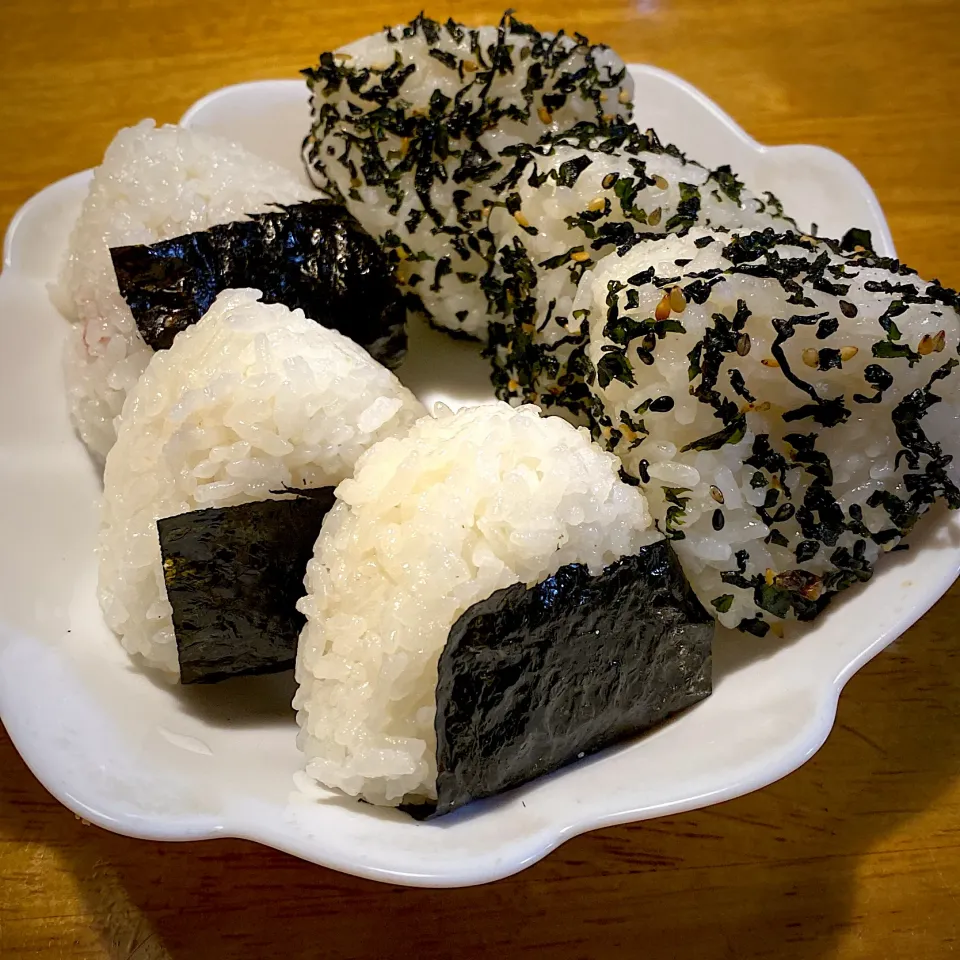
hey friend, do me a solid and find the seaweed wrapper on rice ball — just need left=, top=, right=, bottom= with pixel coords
left=578, top=226, right=960, bottom=635
left=418, top=543, right=713, bottom=819
left=110, top=199, right=407, bottom=368
left=294, top=402, right=714, bottom=815
left=158, top=489, right=336, bottom=684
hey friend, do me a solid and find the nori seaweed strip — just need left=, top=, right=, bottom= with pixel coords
left=840, top=227, right=874, bottom=253
left=158, top=488, right=336, bottom=684
left=111, top=199, right=407, bottom=368
left=707, top=165, right=744, bottom=205
left=407, top=541, right=713, bottom=819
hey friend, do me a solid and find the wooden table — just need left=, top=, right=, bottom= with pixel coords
left=2, top=0, right=959, bottom=956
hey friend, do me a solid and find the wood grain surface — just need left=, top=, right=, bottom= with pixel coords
left=1, top=0, right=959, bottom=957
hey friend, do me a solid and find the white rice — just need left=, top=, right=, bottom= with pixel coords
left=56, top=120, right=317, bottom=459
left=485, top=125, right=795, bottom=420
left=294, top=401, right=657, bottom=805
left=579, top=227, right=960, bottom=631
left=98, top=289, right=425, bottom=676
left=304, top=13, right=633, bottom=338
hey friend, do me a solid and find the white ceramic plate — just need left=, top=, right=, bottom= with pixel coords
left=1, top=68, right=957, bottom=888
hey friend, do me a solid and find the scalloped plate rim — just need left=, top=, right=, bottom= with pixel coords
left=0, top=67, right=955, bottom=888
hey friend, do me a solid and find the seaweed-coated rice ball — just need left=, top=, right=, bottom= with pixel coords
left=303, top=12, right=633, bottom=339
left=294, top=401, right=658, bottom=806
left=98, top=289, right=425, bottom=677
left=484, top=123, right=796, bottom=422
left=55, top=120, right=317, bottom=459
left=580, top=227, right=960, bottom=634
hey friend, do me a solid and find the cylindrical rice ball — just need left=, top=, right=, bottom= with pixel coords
left=303, top=12, right=633, bottom=338
left=579, top=227, right=960, bottom=633
left=485, top=124, right=796, bottom=422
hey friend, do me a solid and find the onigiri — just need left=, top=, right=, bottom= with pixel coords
left=484, top=123, right=796, bottom=422
left=579, top=227, right=960, bottom=633
left=303, top=12, right=633, bottom=338
left=56, top=120, right=317, bottom=458
left=294, top=401, right=659, bottom=806
left=98, top=289, right=425, bottom=676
